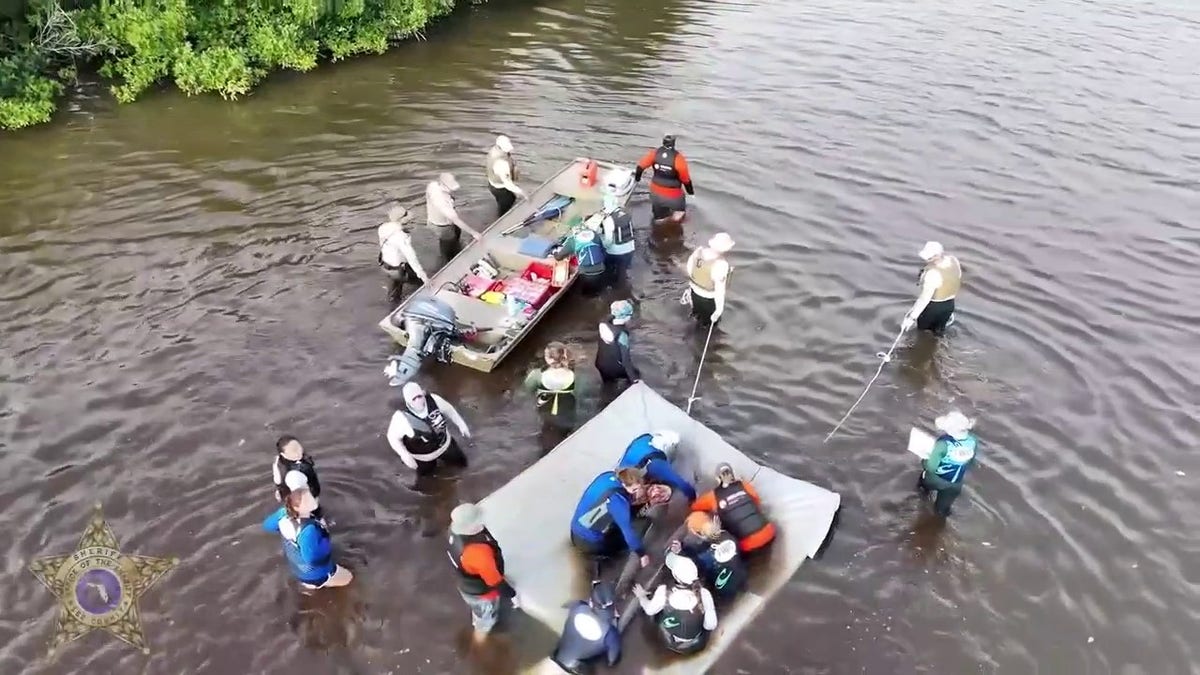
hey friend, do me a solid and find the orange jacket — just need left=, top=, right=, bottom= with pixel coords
left=460, top=542, right=505, bottom=599
left=691, top=480, right=777, bottom=552
left=636, top=148, right=693, bottom=199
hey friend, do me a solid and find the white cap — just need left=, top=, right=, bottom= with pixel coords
left=495, top=135, right=513, bottom=153
left=450, top=503, right=485, bottom=536
left=438, top=172, right=460, bottom=191
left=919, top=241, right=944, bottom=261
left=665, top=552, right=699, bottom=585
left=649, top=430, right=680, bottom=452
left=708, top=232, right=735, bottom=253
left=935, top=410, right=975, bottom=438
left=284, top=470, right=309, bottom=492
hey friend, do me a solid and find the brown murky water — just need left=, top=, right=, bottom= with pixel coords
left=3, top=0, right=1199, bottom=673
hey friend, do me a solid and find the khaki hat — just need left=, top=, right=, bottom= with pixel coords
left=450, top=503, right=485, bottom=536
left=438, top=172, right=460, bottom=191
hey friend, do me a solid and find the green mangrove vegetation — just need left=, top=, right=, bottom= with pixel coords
left=1, top=0, right=464, bottom=130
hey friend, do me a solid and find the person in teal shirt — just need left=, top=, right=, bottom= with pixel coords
left=919, top=410, right=978, bottom=517
left=554, top=227, right=607, bottom=297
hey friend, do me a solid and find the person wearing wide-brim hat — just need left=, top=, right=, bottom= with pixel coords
left=377, top=205, right=430, bottom=302
left=919, top=410, right=980, bottom=517
left=683, top=232, right=734, bottom=326
left=426, top=172, right=483, bottom=260
left=446, top=502, right=519, bottom=644
left=902, top=240, right=962, bottom=335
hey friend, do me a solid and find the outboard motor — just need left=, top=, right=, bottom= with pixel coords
left=385, top=295, right=465, bottom=386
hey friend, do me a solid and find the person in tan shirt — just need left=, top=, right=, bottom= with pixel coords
left=425, top=173, right=482, bottom=259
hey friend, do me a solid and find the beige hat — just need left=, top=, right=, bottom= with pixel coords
left=438, top=172, right=460, bottom=192
left=919, top=241, right=944, bottom=261
left=450, top=503, right=485, bottom=536
left=495, top=135, right=513, bottom=153
left=387, top=205, right=412, bottom=226
left=708, top=232, right=735, bottom=253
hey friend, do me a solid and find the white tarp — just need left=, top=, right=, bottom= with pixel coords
left=478, top=382, right=841, bottom=674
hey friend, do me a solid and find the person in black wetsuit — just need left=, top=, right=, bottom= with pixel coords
left=551, top=580, right=622, bottom=674
left=595, top=300, right=640, bottom=385
left=272, top=435, right=325, bottom=522
left=678, top=512, right=746, bottom=603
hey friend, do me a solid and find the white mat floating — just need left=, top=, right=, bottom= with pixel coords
left=478, top=382, right=841, bottom=674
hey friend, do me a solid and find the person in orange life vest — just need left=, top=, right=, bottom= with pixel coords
left=634, top=135, right=694, bottom=226
left=447, top=502, right=520, bottom=645
left=690, top=462, right=776, bottom=554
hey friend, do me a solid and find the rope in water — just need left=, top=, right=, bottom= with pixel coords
left=686, top=321, right=717, bottom=415
left=823, top=326, right=908, bottom=443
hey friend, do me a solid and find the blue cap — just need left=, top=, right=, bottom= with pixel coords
left=610, top=300, right=634, bottom=321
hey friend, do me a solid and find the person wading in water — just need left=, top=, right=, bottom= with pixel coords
left=485, top=134, right=526, bottom=216
left=447, top=502, right=520, bottom=645
left=425, top=172, right=482, bottom=260
left=902, top=240, right=962, bottom=335
left=377, top=205, right=430, bottom=302
left=683, top=233, right=734, bottom=326
left=386, top=381, right=472, bottom=476
left=635, top=134, right=694, bottom=226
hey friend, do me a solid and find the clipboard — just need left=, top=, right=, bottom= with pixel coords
left=907, top=427, right=936, bottom=460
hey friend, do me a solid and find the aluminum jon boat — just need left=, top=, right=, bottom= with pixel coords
left=378, top=158, right=635, bottom=382
left=476, top=382, right=842, bottom=674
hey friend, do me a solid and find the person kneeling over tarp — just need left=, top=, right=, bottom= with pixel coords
left=551, top=580, right=622, bottom=674
left=448, top=502, right=520, bottom=645
left=691, top=462, right=776, bottom=554
left=619, top=430, right=697, bottom=503
left=571, top=467, right=659, bottom=568
left=262, top=476, right=353, bottom=590
left=632, top=550, right=717, bottom=655
left=679, top=511, right=746, bottom=603
left=918, top=410, right=978, bottom=517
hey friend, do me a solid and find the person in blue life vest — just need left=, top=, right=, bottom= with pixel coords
left=598, top=190, right=636, bottom=289
left=595, top=300, right=640, bottom=386
left=632, top=551, right=718, bottom=655
left=677, top=511, right=746, bottom=604
left=551, top=580, right=622, bottom=674
left=570, top=466, right=657, bottom=569
left=618, top=430, right=697, bottom=504
left=262, top=477, right=353, bottom=589
left=918, top=410, right=979, bottom=517
left=554, top=227, right=607, bottom=297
